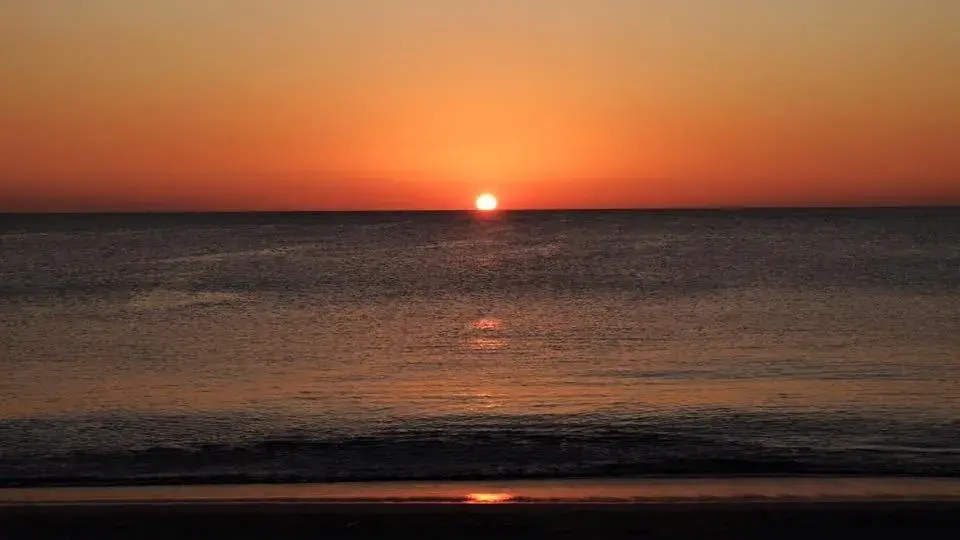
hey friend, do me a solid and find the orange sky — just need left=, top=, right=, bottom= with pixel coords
left=1, top=0, right=958, bottom=211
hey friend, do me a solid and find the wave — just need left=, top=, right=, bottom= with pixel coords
left=3, top=423, right=959, bottom=488
left=126, top=290, right=244, bottom=311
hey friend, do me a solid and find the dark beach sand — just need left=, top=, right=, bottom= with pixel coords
left=3, top=479, right=960, bottom=539
left=4, top=501, right=960, bottom=539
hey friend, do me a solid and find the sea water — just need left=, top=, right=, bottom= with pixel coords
left=1, top=209, right=958, bottom=485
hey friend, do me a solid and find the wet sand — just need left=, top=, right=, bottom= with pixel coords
left=5, top=476, right=960, bottom=503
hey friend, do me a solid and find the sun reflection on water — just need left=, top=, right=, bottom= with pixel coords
left=467, top=317, right=507, bottom=351
left=470, top=318, right=503, bottom=331
left=468, top=337, right=508, bottom=351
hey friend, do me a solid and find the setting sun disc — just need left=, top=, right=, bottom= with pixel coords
left=475, top=193, right=498, bottom=211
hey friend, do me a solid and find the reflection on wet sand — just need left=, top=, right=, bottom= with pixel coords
left=4, top=477, right=960, bottom=504
left=466, top=492, right=515, bottom=504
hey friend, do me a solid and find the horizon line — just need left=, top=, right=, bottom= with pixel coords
left=2, top=204, right=959, bottom=216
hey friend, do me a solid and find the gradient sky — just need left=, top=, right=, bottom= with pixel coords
left=1, top=0, right=958, bottom=211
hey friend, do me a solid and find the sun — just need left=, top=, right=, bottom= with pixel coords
left=475, top=193, right=498, bottom=211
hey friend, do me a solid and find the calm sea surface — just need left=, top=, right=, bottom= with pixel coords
left=1, top=210, right=958, bottom=486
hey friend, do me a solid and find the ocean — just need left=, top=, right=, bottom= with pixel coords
left=1, top=209, right=958, bottom=487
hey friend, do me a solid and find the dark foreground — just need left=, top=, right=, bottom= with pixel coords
left=3, top=502, right=960, bottom=539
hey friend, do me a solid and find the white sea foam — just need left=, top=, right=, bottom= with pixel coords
left=149, top=246, right=300, bottom=265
